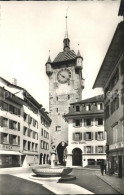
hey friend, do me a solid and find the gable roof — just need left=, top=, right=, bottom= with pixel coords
left=71, top=95, right=104, bottom=105
left=93, top=21, right=124, bottom=89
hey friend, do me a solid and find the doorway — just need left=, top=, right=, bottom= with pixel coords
left=118, top=156, right=122, bottom=178
left=57, top=142, right=67, bottom=165
left=40, top=153, right=43, bottom=165
left=72, top=148, right=82, bottom=166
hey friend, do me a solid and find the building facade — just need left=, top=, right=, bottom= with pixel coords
left=46, top=18, right=84, bottom=164
left=0, top=77, right=51, bottom=168
left=64, top=95, right=106, bottom=167
left=93, top=1, right=124, bottom=178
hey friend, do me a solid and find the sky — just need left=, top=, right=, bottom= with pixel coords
left=0, top=0, right=122, bottom=112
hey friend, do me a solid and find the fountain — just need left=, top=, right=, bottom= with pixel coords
left=31, top=139, right=76, bottom=181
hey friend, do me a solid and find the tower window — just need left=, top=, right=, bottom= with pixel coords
left=68, top=95, right=70, bottom=100
left=57, top=96, right=58, bottom=101
left=56, top=108, right=58, bottom=112
left=56, top=126, right=61, bottom=131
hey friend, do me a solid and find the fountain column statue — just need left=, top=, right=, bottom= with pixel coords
left=50, top=136, right=57, bottom=167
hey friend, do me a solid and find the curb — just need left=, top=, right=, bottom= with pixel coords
left=96, top=174, right=121, bottom=194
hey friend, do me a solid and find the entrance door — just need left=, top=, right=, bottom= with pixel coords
left=118, top=156, right=122, bottom=178
left=57, top=142, right=67, bottom=165
left=72, top=148, right=82, bottom=166
left=40, top=153, right=43, bottom=165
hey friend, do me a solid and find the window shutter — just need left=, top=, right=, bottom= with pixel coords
left=80, top=119, right=82, bottom=127
left=9, top=134, right=12, bottom=145
left=84, top=120, right=86, bottom=126
left=95, top=146, right=97, bottom=153
left=28, top=115, right=30, bottom=124
left=91, top=132, right=93, bottom=140
left=79, top=133, right=82, bottom=140
left=103, top=146, right=106, bottom=153
left=9, top=120, right=12, bottom=129
left=0, top=116, right=3, bottom=127
left=73, top=120, right=75, bottom=127
left=84, top=132, right=86, bottom=140
left=95, top=118, right=98, bottom=126
left=0, top=132, right=3, bottom=144
left=84, top=146, right=86, bottom=153
left=18, top=136, right=20, bottom=146
left=73, top=133, right=75, bottom=141
left=103, top=132, right=105, bottom=140
left=95, top=132, right=97, bottom=140
left=91, top=146, right=94, bottom=153
left=18, top=123, right=20, bottom=131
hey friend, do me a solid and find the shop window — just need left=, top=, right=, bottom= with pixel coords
left=73, top=132, right=82, bottom=141
left=97, top=159, right=104, bottom=165
left=88, top=159, right=95, bottom=165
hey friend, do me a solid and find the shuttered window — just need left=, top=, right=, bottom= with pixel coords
left=73, top=132, right=82, bottom=141
left=0, top=116, right=3, bottom=127
left=84, top=132, right=93, bottom=140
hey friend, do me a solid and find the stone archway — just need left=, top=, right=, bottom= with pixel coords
left=57, top=142, right=67, bottom=165
left=72, top=148, right=82, bottom=166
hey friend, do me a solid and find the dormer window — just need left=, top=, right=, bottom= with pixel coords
left=86, top=105, right=91, bottom=111
left=76, top=105, right=80, bottom=112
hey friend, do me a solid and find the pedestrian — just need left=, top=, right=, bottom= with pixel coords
left=104, top=159, right=107, bottom=174
left=100, top=161, right=104, bottom=176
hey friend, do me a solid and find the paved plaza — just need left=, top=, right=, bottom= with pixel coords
left=0, top=167, right=122, bottom=194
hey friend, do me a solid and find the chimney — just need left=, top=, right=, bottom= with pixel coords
left=12, top=78, right=17, bottom=85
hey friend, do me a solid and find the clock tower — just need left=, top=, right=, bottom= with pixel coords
left=45, top=16, right=85, bottom=164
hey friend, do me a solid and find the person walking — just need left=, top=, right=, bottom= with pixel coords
left=104, top=159, right=107, bottom=174
left=100, top=161, right=104, bottom=176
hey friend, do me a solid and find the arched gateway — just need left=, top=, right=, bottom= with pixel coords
left=57, top=142, right=67, bottom=165
left=72, top=148, right=82, bottom=166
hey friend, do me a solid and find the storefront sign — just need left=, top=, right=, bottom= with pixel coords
left=0, top=144, right=19, bottom=151
left=71, top=141, right=86, bottom=144
left=109, top=142, right=124, bottom=150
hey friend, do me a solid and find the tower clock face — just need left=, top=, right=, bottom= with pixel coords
left=57, top=68, right=71, bottom=84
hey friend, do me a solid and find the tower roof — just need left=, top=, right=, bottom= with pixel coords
left=118, top=0, right=124, bottom=16
left=46, top=56, right=51, bottom=64
left=52, top=50, right=76, bottom=64
left=77, top=50, right=83, bottom=59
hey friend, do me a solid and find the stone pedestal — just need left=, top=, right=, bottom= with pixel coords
left=66, top=154, right=72, bottom=167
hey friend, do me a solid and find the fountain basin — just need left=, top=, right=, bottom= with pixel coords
left=32, top=166, right=72, bottom=177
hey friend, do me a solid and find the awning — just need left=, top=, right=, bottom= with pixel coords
left=0, top=150, right=24, bottom=155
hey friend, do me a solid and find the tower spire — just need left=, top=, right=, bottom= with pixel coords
left=65, top=15, right=68, bottom=39
left=63, top=14, right=70, bottom=52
